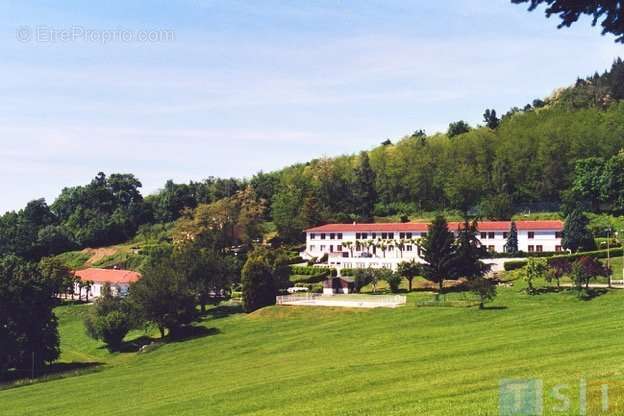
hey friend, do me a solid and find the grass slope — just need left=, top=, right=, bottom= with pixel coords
left=2, top=283, right=624, bottom=415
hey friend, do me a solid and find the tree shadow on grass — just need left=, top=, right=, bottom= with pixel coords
left=578, top=288, right=609, bottom=301
left=205, top=303, right=244, bottom=319
left=479, top=305, right=508, bottom=310
left=168, top=326, right=220, bottom=343
left=1, top=362, right=103, bottom=390
left=118, top=335, right=158, bottom=353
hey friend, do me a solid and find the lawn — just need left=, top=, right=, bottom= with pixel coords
left=2, top=281, right=624, bottom=415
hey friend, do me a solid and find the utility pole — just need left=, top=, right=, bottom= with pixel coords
left=607, top=228, right=611, bottom=288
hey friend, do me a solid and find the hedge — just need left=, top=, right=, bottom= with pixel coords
left=502, top=247, right=624, bottom=271
left=290, top=273, right=329, bottom=284
left=504, top=260, right=528, bottom=271
left=290, top=265, right=337, bottom=277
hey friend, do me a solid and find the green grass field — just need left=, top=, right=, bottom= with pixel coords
left=2, top=280, right=624, bottom=415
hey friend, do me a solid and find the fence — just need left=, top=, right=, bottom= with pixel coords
left=276, top=293, right=407, bottom=306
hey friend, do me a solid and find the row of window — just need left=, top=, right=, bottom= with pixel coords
left=309, top=233, right=343, bottom=240
left=311, top=244, right=563, bottom=254
left=480, top=231, right=563, bottom=239
left=308, top=244, right=415, bottom=253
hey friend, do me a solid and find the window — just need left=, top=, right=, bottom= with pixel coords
left=528, top=232, right=535, bottom=239
left=555, top=231, right=563, bottom=239
left=503, top=232, right=508, bottom=239
left=372, top=233, right=377, bottom=239
left=488, top=232, right=495, bottom=239
left=406, top=232, right=413, bottom=239
left=356, top=233, right=361, bottom=239
left=330, top=233, right=335, bottom=240
left=381, top=232, right=388, bottom=239
left=337, top=233, right=343, bottom=239
left=310, top=233, right=316, bottom=239
left=337, top=245, right=342, bottom=252
left=399, top=232, right=405, bottom=239
left=309, top=245, right=316, bottom=251
left=405, top=245, right=413, bottom=251
left=480, top=232, right=487, bottom=239
left=555, top=245, right=562, bottom=252
left=528, top=245, right=534, bottom=252
left=421, top=232, right=427, bottom=237
left=536, top=245, right=543, bottom=252
left=329, top=245, right=334, bottom=252
left=362, top=233, right=368, bottom=239
left=321, top=233, right=326, bottom=239
left=388, top=233, right=395, bottom=239
left=320, top=245, right=326, bottom=251
left=355, top=242, right=361, bottom=251
left=488, top=245, right=495, bottom=253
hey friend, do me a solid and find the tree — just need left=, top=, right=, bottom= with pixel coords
left=419, top=215, right=457, bottom=291
left=483, top=109, right=500, bottom=129
left=0, top=256, right=60, bottom=379
left=175, top=243, right=235, bottom=313
left=600, top=150, right=624, bottom=210
left=453, top=219, right=489, bottom=279
left=84, top=284, right=132, bottom=352
left=547, top=257, right=572, bottom=288
left=574, top=256, right=611, bottom=289
left=525, top=258, right=548, bottom=294
left=397, top=260, right=422, bottom=292
left=512, top=0, right=624, bottom=43
left=479, top=194, right=513, bottom=220
left=352, top=268, right=375, bottom=293
left=445, top=165, right=486, bottom=215
left=129, top=249, right=197, bottom=339
left=504, top=222, right=519, bottom=254
left=447, top=120, right=471, bottom=138
left=468, top=277, right=497, bottom=309
left=571, top=157, right=605, bottom=211
left=39, top=257, right=74, bottom=298
left=380, top=269, right=402, bottom=293
left=353, top=151, right=376, bottom=222
left=241, top=255, right=276, bottom=312
left=562, top=208, right=596, bottom=252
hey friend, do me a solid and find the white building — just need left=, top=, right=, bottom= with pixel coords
left=302, top=220, right=563, bottom=272
left=74, top=268, right=141, bottom=300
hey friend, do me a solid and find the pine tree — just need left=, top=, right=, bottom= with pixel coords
left=353, top=151, right=376, bottom=222
left=419, top=215, right=457, bottom=291
left=483, top=109, right=500, bottom=129
left=562, top=208, right=595, bottom=252
left=453, top=219, right=489, bottom=279
left=504, top=221, right=519, bottom=254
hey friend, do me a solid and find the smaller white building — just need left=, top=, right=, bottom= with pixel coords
left=74, top=268, right=141, bottom=300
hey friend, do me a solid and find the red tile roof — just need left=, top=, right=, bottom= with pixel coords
left=305, top=220, right=563, bottom=233
left=74, top=268, right=141, bottom=284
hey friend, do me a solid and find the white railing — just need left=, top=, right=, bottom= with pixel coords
left=276, top=293, right=407, bottom=305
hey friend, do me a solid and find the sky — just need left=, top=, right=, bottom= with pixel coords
left=0, top=0, right=622, bottom=214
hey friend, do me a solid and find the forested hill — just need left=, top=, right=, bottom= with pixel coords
left=2, top=59, right=624, bottom=259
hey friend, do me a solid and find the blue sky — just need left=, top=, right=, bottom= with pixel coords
left=0, top=0, right=622, bottom=213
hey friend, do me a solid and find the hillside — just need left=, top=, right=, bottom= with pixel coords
left=2, top=279, right=624, bottom=415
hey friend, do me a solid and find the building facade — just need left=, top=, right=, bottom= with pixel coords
left=302, top=221, right=564, bottom=272
left=74, top=268, right=141, bottom=300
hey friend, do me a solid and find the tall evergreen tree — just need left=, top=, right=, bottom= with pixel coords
left=353, top=151, right=376, bottom=222
left=453, top=219, right=489, bottom=279
left=562, top=208, right=595, bottom=252
left=419, top=215, right=457, bottom=291
left=504, top=221, right=519, bottom=254
left=483, top=109, right=500, bottom=129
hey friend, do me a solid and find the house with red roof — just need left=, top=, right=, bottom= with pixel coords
left=302, top=221, right=564, bottom=278
left=74, top=268, right=141, bottom=300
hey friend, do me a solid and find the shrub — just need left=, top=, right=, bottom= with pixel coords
left=383, top=272, right=403, bottom=293
left=504, top=260, right=528, bottom=271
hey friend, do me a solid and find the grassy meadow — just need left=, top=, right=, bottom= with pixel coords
left=2, top=279, right=624, bottom=415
